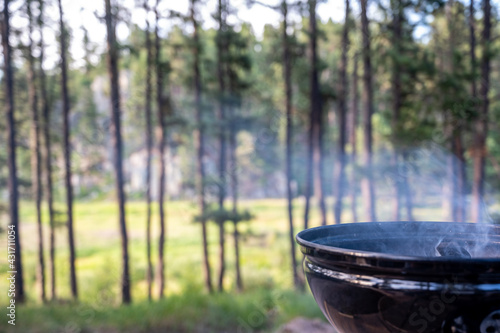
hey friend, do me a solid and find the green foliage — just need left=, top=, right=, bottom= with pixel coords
left=194, top=207, right=255, bottom=225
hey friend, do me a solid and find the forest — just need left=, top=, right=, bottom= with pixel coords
left=1, top=0, right=499, bottom=331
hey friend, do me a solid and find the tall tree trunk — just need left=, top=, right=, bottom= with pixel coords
left=143, top=0, right=153, bottom=301
left=105, top=0, right=131, bottom=304
left=191, top=0, right=213, bottom=293
left=472, top=0, right=490, bottom=222
left=360, top=0, right=377, bottom=222
left=155, top=0, right=167, bottom=299
left=229, top=105, right=242, bottom=291
left=469, top=0, right=477, bottom=100
left=2, top=0, right=25, bottom=303
left=350, top=53, right=359, bottom=223
left=444, top=0, right=466, bottom=222
left=334, top=0, right=350, bottom=225
left=304, top=0, right=326, bottom=228
left=27, top=0, right=45, bottom=302
left=58, top=0, right=77, bottom=299
left=391, top=0, right=402, bottom=221
left=454, top=133, right=466, bottom=222
left=402, top=152, right=414, bottom=221
left=282, top=0, right=300, bottom=289
left=38, top=0, right=56, bottom=300
left=216, top=0, right=227, bottom=292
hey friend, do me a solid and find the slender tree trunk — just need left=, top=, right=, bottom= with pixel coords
left=105, top=0, right=131, bottom=304
left=191, top=0, right=213, bottom=293
left=38, top=0, right=56, bottom=300
left=360, top=0, right=377, bottom=222
left=315, top=120, right=327, bottom=226
left=468, top=0, right=477, bottom=222
left=334, top=0, right=350, bottom=225
left=216, top=0, right=227, bottom=292
left=282, top=0, right=300, bottom=289
left=154, top=0, right=167, bottom=299
left=402, top=151, right=414, bottom=221
left=391, top=0, right=403, bottom=221
left=469, top=0, right=477, bottom=100
left=350, top=53, right=359, bottom=223
left=229, top=106, right=242, bottom=291
left=454, top=132, right=466, bottom=222
left=27, top=0, right=45, bottom=302
left=472, top=0, right=490, bottom=222
left=143, top=1, right=154, bottom=301
left=2, top=0, right=25, bottom=303
left=58, top=0, right=77, bottom=299
left=304, top=0, right=325, bottom=228
left=444, top=0, right=466, bottom=222
left=392, top=154, right=402, bottom=221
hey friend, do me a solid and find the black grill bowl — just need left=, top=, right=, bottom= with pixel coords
left=296, top=222, right=500, bottom=333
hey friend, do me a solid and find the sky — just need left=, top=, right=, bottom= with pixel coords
left=8, top=0, right=349, bottom=69
left=6, top=0, right=498, bottom=70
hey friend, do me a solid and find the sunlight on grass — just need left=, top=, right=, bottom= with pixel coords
left=0, top=198, right=445, bottom=332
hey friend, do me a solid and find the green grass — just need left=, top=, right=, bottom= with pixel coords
left=0, top=199, right=329, bottom=332
left=0, top=197, right=449, bottom=332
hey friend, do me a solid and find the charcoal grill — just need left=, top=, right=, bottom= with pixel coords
left=296, top=222, right=500, bottom=333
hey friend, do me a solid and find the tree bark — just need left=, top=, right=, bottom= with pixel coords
left=58, top=0, right=78, bottom=299
left=468, top=0, right=477, bottom=222
left=360, top=0, right=377, bottom=222
left=391, top=0, right=402, bottom=221
left=2, top=0, right=25, bottom=303
left=334, top=0, right=350, bottom=225
left=454, top=132, right=466, bottom=222
left=471, top=0, right=490, bottom=222
left=38, top=0, right=56, bottom=300
left=144, top=0, right=153, bottom=301
left=27, top=0, right=45, bottom=302
left=155, top=0, right=167, bottom=299
left=191, top=0, right=213, bottom=293
left=304, top=0, right=326, bottom=228
left=402, top=151, right=414, bottom=221
left=444, top=0, right=466, bottom=222
left=105, top=0, right=131, bottom=304
left=282, top=0, right=300, bottom=289
left=350, top=53, right=359, bottom=223
left=469, top=0, right=477, bottom=102
left=229, top=105, right=242, bottom=292
left=216, top=0, right=227, bottom=292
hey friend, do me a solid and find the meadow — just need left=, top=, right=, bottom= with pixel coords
left=1, top=199, right=328, bottom=333
left=0, top=196, right=478, bottom=332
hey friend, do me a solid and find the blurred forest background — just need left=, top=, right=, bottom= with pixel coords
left=1, top=0, right=500, bottom=331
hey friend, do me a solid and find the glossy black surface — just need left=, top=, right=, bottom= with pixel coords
left=297, top=222, right=500, bottom=333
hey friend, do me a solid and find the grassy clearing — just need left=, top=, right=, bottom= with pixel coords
left=1, top=199, right=328, bottom=332
left=0, top=197, right=447, bottom=332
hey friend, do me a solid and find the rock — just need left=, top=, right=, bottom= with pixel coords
left=276, top=317, right=336, bottom=333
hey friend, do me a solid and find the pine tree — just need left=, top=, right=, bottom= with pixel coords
left=334, top=0, right=350, bottom=225
left=2, top=0, right=25, bottom=303
left=155, top=0, right=167, bottom=299
left=104, top=0, right=131, bottom=304
left=359, top=0, right=377, bottom=222
left=472, top=0, right=491, bottom=222
left=57, top=0, right=78, bottom=300
left=190, top=0, right=213, bottom=293
left=26, top=0, right=45, bottom=302
left=143, top=0, right=154, bottom=301
left=38, top=0, right=56, bottom=300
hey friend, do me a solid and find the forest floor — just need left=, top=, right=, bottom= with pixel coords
left=0, top=197, right=447, bottom=332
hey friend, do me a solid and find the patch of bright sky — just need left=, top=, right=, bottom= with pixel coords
left=6, top=0, right=498, bottom=70
left=38, top=0, right=348, bottom=69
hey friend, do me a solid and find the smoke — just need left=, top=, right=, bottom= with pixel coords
left=309, top=220, right=500, bottom=259
left=367, top=141, right=495, bottom=223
